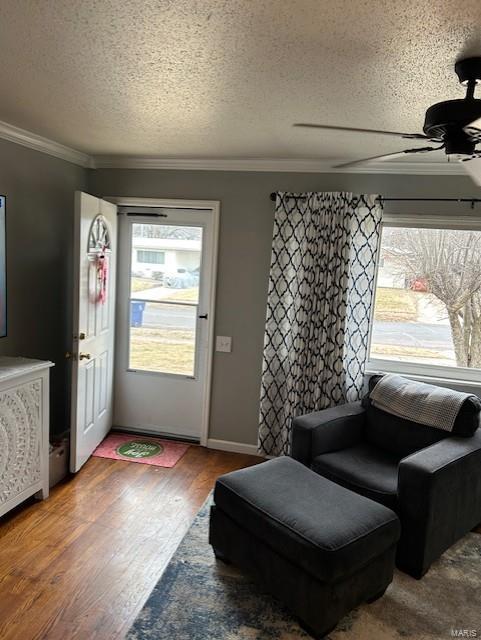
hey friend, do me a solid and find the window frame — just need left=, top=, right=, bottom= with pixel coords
left=366, top=212, right=481, bottom=385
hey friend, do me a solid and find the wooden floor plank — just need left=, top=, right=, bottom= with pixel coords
left=0, top=446, right=261, bottom=640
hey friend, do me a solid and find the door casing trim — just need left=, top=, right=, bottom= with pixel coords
left=107, top=196, right=220, bottom=447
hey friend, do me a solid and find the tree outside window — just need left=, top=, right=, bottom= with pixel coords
left=370, top=226, right=481, bottom=370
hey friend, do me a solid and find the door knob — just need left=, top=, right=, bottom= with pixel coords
left=65, top=351, right=76, bottom=360
left=79, top=352, right=91, bottom=360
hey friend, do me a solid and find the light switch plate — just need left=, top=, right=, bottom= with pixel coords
left=216, top=336, right=232, bottom=353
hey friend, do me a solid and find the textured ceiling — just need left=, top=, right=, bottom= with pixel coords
left=0, top=0, right=481, bottom=161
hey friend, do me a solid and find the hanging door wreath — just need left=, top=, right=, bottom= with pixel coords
left=88, top=215, right=112, bottom=304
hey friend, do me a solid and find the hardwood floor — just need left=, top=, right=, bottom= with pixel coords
left=0, top=446, right=262, bottom=640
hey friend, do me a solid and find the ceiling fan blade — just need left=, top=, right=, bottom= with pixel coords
left=332, top=146, right=443, bottom=169
left=333, top=152, right=408, bottom=169
left=294, top=123, right=431, bottom=140
left=461, top=155, right=481, bottom=187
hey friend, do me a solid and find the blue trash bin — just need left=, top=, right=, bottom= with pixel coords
left=130, top=300, right=146, bottom=327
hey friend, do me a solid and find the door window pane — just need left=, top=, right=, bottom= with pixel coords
left=370, top=226, right=481, bottom=369
left=129, top=223, right=203, bottom=375
left=131, top=223, right=202, bottom=303
left=129, top=302, right=197, bottom=375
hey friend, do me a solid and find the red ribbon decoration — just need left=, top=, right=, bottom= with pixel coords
left=96, top=251, right=108, bottom=304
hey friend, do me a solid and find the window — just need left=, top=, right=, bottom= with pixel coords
left=368, top=222, right=481, bottom=381
left=137, top=250, right=165, bottom=264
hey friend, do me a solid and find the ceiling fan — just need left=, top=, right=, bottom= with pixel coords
left=294, top=57, right=481, bottom=186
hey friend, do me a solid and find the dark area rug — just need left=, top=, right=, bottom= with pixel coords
left=127, top=499, right=481, bottom=639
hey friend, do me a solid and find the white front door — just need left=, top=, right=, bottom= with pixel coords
left=70, top=192, right=117, bottom=472
left=114, top=202, right=218, bottom=442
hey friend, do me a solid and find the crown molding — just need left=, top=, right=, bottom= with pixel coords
left=92, top=154, right=467, bottom=175
left=0, top=120, right=93, bottom=168
left=0, top=118, right=469, bottom=176
left=333, top=161, right=466, bottom=176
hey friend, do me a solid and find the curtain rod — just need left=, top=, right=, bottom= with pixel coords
left=269, top=192, right=481, bottom=206
left=124, top=212, right=168, bottom=217
left=378, top=197, right=481, bottom=203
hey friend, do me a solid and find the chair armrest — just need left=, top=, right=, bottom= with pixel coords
left=397, top=430, right=481, bottom=576
left=291, top=401, right=365, bottom=466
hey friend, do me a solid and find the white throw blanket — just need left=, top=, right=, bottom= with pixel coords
left=369, top=374, right=475, bottom=432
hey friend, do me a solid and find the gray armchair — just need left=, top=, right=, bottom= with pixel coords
left=291, top=376, right=481, bottom=578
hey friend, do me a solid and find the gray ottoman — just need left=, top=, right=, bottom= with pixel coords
left=209, top=457, right=400, bottom=639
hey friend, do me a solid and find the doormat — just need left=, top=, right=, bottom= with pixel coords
left=92, top=433, right=190, bottom=468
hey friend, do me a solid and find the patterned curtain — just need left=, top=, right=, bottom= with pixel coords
left=258, top=192, right=383, bottom=457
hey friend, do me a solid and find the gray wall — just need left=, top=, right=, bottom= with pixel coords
left=0, top=139, right=86, bottom=436
left=89, top=169, right=481, bottom=446
left=1, top=142, right=477, bottom=447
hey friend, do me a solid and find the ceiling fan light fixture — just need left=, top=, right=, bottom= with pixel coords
left=464, top=116, right=481, bottom=135
left=295, top=56, right=481, bottom=187
left=443, top=132, right=476, bottom=156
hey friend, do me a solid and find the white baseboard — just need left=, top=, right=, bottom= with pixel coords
left=207, top=438, right=260, bottom=456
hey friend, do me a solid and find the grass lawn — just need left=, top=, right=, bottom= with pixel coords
left=169, top=287, right=198, bottom=302
left=131, top=277, right=159, bottom=293
left=373, top=287, right=419, bottom=322
left=128, top=289, right=198, bottom=375
left=370, top=344, right=450, bottom=360
left=129, top=327, right=195, bottom=375
left=130, top=281, right=198, bottom=302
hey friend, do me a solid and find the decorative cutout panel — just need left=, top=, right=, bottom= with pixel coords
left=0, top=379, right=41, bottom=505
left=88, top=215, right=112, bottom=253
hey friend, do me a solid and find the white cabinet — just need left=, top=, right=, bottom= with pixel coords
left=0, top=357, right=53, bottom=518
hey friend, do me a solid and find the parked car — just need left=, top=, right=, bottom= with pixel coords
left=151, top=271, right=164, bottom=283
left=164, top=269, right=199, bottom=288
left=131, top=267, right=164, bottom=281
